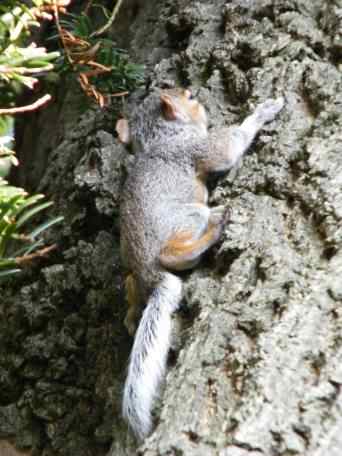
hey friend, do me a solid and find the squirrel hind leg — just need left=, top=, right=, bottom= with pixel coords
left=124, top=274, right=142, bottom=335
left=159, top=203, right=229, bottom=271
left=159, top=222, right=224, bottom=271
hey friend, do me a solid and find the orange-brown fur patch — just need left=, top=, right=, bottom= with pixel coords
left=124, top=274, right=141, bottom=335
left=125, top=274, right=140, bottom=310
left=160, top=226, right=216, bottom=258
left=160, top=94, right=177, bottom=120
left=197, top=157, right=218, bottom=177
left=161, top=89, right=202, bottom=123
left=189, top=102, right=202, bottom=122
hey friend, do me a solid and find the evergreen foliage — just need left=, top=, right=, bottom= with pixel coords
left=0, top=0, right=143, bottom=278
left=0, top=1, right=66, bottom=278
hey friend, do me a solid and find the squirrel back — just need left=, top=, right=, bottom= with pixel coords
left=120, top=89, right=210, bottom=293
left=120, top=88, right=210, bottom=440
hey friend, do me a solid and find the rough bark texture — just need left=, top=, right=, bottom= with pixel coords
left=1, top=0, right=342, bottom=455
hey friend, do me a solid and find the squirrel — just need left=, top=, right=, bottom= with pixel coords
left=116, top=88, right=284, bottom=440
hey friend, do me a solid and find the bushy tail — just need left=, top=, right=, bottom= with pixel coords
left=122, top=272, right=182, bottom=440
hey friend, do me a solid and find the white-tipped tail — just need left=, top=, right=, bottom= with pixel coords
left=122, top=273, right=182, bottom=440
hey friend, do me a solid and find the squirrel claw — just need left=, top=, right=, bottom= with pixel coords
left=210, top=205, right=231, bottom=227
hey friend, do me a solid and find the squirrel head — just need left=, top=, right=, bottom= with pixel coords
left=159, top=88, right=207, bottom=130
left=116, top=88, right=208, bottom=149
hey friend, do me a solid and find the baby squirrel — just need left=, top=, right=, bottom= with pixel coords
left=116, top=88, right=284, bottom=440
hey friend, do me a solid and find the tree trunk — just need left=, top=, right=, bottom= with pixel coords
left=1, top=0, right=342, bottom=455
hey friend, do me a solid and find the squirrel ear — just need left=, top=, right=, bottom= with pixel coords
left=116, top=118, right=130, bottom=144
left=160, top=94, right=177, bottom=120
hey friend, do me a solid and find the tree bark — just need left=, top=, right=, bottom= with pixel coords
left=1, top=0, right=342, bottom=455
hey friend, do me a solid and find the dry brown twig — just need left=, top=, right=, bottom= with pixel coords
left=15, top=244, right=57, bottom=266
left=53, top=0, right=116, bottom=105
left=53, top=0, right=137, bottom=106
left=84, top=0, right=95, bottom=15
left=90, top=0, right=124, bottom=37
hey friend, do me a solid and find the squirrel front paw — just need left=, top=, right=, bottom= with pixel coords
left=255, top=97, right=285, bottom=124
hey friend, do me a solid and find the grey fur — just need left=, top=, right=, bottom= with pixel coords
left=122, top=272, right=182, bottom=440
left=120, top=89, right=284, bottom=440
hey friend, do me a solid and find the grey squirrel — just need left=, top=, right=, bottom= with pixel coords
left=116, top=88, right=284, bottom=440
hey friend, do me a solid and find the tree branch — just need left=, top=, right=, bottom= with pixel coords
left=0, top=94, right=52, bottom=115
